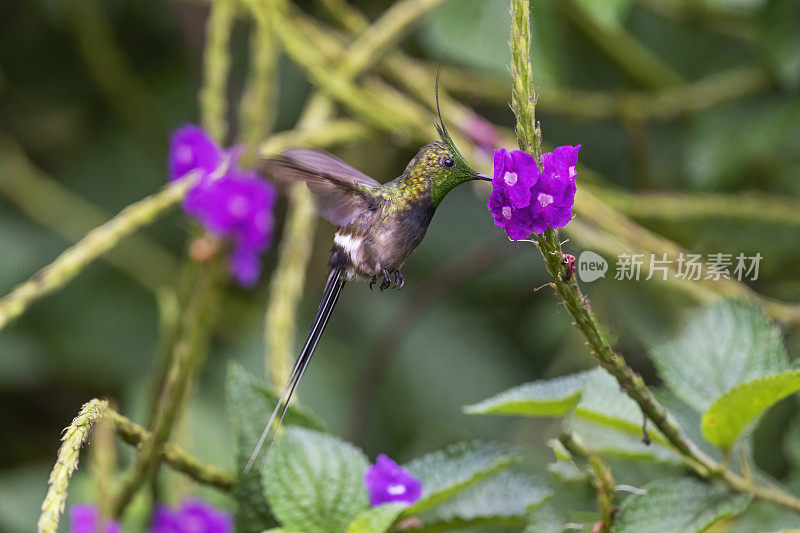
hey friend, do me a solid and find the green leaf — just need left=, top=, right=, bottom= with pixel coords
left=464, top=369, right=597, bottom=417
left=650, top=301, right=787, bottom=412
left=423, top=469, right=552, bottom=529
left=403, top=441, right=523, bottom=515
left=611, top=478, right=752, bottom=533
left=524, top=504, right=564, bottom=533
left=574, top=369, right=676, bottom=452
left=345, top=504, right=405, bottom=533
left=570, top=418, right=682, bottom=464
left=547, top=460, right=588, bottom=482
left=726, top=501, right=800, bottom=533
left=226, top=363, right=326, bottom=533
left=702, top=370, right=800, bottom=449
left=656, top=390, right=723, bottom=462
left=264, top=427, right=369, bottom=533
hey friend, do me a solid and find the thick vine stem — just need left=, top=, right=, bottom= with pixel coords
left=112, top=258, right=223, bottom=517
left=107, top=409, right=233, bottom=492
left=0, top=171, right=200, bottom=332
left=37, top=399, right=109, bottom=533
left=511, top=0, right=800, bottom=513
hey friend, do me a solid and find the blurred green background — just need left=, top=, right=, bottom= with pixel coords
left=1, top=0, right=800, bottom=530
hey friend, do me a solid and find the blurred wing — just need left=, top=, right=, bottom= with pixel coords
left=259, top=149, right=381, bottom=226
left=281, top=149, right=381, bottom=187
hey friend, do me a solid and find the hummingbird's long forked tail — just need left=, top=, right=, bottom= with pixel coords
left=243, top=267, right=346, bottom=473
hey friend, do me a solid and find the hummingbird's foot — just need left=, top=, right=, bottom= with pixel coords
left=369, top=276, right=377, bottom=291
left=393, top=270, right=405, bottom=289
left=379, top=269, right=392, bottom=291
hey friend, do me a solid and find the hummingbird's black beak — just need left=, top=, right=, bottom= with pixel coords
left=474, top=172, right=492, bottom=182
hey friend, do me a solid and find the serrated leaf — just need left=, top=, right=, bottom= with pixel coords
left=574, top=369, right=675, bottom=451
left=650, top=301, right=787, bottom=412
left=345, top=503, right=405, bottom=533
left=611, top=478, right=752, bottom=533
left=524, top=504, right=564, bottom=533
left=402, top=441, right=522, bottom=515
left=727, top=501, right=800, bottom=533
left=423, top=469, right=551, bottom=529
left=570, top=418, right=682, bottom=464
left=656, top=390, right=724, bottom=462
left=226, top=363, right=327, bottom=533
left=264, top=427, right=369, bottom=533
left=702, top=370, right=800, bottom=449
left=547, top=460, right=588, bottom=482
left=465, top=369, right=596, bottom=417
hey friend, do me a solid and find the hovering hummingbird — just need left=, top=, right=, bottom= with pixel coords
left=244, top=102, right=490, bottom=472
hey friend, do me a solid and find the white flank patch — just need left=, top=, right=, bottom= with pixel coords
left=334, top=233, right=363, bottom=259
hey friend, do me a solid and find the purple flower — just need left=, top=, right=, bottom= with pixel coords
left=168, top=125, right=276, bottom=287
left=69, top=504, right=120, bottom=533
left=487, top=146, right=580, bottom=240
left=150, top=498, right=233, bottom=533
left=364, top=454, right=423, bottom=507
left=169, top=125, right=223, bottom=181
left=530, top=145, right=579, bottom=234
left=488, top=149, right=540, bottom=241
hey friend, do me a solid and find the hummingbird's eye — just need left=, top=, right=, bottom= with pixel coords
left=441, top=157, right=455, bottom=168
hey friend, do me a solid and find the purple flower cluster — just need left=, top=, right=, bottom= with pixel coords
left=151, top=498, right=233, bottom=533
left=488, top=146, right=580, bottom=241
left=70, top=504, right=120, bottom=533
left=70, top=499, right=232, bottom=533
left=364, top=454, right=422, bottom=507
left=169, top=125, right=276, bottom=287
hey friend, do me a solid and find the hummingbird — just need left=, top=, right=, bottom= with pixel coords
left=244, top=101, right=490, bottom=472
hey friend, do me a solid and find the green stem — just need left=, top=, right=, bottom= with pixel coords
left=436, top=64, right=770, bottom=122
left=0, top=171, right=199, bottom=332
left=571, top=188, right=800, bottom=327
left=112, top=258, right=222, bottom=517
left=239, top=0, right=279, bottom=161
left=200, top=0, right=236, bottom=141
left=588, top=184, right=800, bottom=228
left=265, top=0, right=433, bottom=140
left=0, top=137, right=181, bottom=292
left=511, top=0, right=800, bottom=513
left=90, top=416, right=117, bottom=521
left=589, top=455, right=616, bottom=533
left=37, top=399, right=109, bottom=533
left=107, top=409, right=233, bottom=492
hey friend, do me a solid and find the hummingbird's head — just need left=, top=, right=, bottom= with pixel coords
left=408, top=77, right=492, bottom=206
